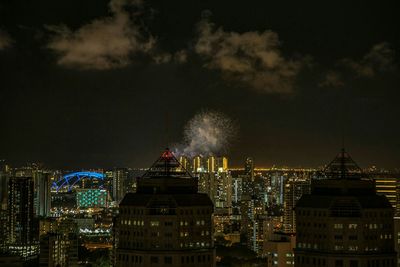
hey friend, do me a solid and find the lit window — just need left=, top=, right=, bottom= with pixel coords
left=334, top=224, right=343, bottom=229
left=348, top=224, right=357, bottom=229
left=150, top=221, right=159, bottom=227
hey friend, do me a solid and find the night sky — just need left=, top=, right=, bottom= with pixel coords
left=0, top=0, right=399, bottom=169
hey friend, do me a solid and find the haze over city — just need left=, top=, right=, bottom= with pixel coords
left=1, top=0, right=399, bottom=169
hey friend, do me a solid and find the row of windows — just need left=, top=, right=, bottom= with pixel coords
left=297, top=210, right=392, bottom=218
left=296, top=257, right=393, bottom=267
left=297, top=242, right=384, bottom=252
left=298, top=233, right=327, bottom=239
left=118, top=254, right=143, bottom=263
left=179, top=231, right=210, bottom=237
left=297, top=210, right=327, bottom=217
left=146, top=255, right=212, bottom=264
left=298, top=222, right=327, bottom=228
left=120, top=220, right=144, bottom=226
left=180, top=242, right=211, bottom=248
left=118, top=241, right=144, bottom=248
left=296, top=256, right=326, bottom=265
left=119, top=230, right=144, bottom=237
left=119, top=208, right=211, bottom=216
left=364, top=211, right=392, bottom=218
left=334, top=234, right=358, bottom=240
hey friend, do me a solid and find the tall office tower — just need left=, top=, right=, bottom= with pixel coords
left=7, top=177, right=38, bottom=259
left=115, top=149, right=215, bottom=267
left=113, top=168, right=128, bottom=203
left=33, top=170, right=51, bottom=217
left=283, top=176, right=311, bottom=233
left=295, top=150, right=396, bottom=267
left=244, top=157, right=255, bottom=182
left=193, top=155, right=203, bottom=173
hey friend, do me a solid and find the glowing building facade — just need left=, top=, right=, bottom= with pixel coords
left=76, top=189, right=108, bottom=208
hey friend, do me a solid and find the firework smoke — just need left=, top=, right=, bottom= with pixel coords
left=175, top=110, right=237, bottom=157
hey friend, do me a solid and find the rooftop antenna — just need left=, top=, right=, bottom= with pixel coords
left=165, top=111, right=169, bottom=150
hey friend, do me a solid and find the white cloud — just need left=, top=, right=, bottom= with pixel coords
left=0, top=29, right=12, bottom=50
left=194, top=19, right=305, bottom=93
left=47, top=0, right=155, bottom=70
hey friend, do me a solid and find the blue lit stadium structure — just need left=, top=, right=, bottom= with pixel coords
left=52, top=171, right=105, bottom=192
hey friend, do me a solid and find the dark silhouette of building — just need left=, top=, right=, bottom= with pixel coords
left=115, top=148, right=215, bottom=267
left=295, top=150, right=396, bottom=267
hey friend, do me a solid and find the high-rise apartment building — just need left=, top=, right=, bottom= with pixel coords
left=7, top=177, right=38, bottom=259
left=33, top=170, right=51, bottom=217
left=295, top=150, right=396, bottom=267
left=196, top=156, right=232, bottom=214
left=115, top=149, right=215, bottom=267
left=244, top=157, right=254, bottom=182
left=283, top=176, right=311, bottom=233
left=113, top=168, right=128, bottom=203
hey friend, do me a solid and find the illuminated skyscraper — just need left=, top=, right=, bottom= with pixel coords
left=33, top=170, right=51, bottom=217
left=217, top=157, right=228, bottom=172
left=295, top=150, right=396, bottom=267
left=115, top=149, right=215, bottom=267
left=7, top=177, right=38, bottom=259
left=244, top=157, right=254, bottom=182
left=193, top=156, right=203, bottom=173
left=206, top=156, right=216, bottom=173
left=179, top=156, right=190, bottom=172
left=283, top=176, right=310, bottom=233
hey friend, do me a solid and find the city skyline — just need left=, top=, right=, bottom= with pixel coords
left=1, top=0, right=399, bottom=169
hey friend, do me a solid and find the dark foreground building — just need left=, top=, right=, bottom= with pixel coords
left=115, top=149, right=215, bottom=267
left=295, top=150, right=396, bottom=267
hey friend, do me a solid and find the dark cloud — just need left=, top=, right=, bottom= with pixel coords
left=47, top=0, right=155, bottom=70
left=319, top=71, right=344, bottom=88
left=0, top=29, right=12, bottom=49
left=194, top=19, right=307, bottom=94
left=341, top=42, right=396, bottom=77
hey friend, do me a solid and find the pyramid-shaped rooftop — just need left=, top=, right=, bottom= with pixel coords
left=323, top=149, right=364, bottom=179
left=142, top=148, right=192, bottom=179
